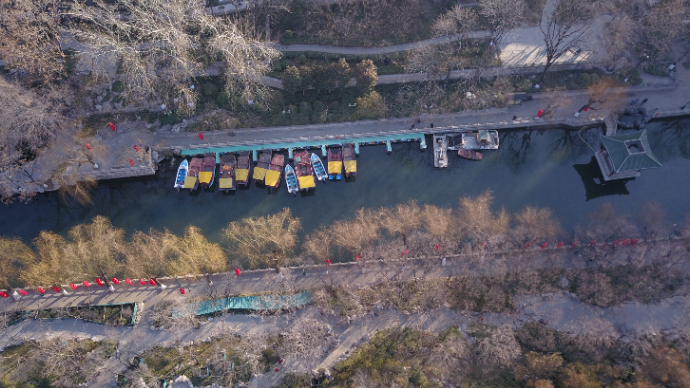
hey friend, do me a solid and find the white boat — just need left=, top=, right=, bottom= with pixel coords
left=310, top=153, right=328, bottom=182
left=433, top=134, right=448, bottom=168
left=285, top=164, right=299, bottom=194
left=174, top=160, right=188, bottom=190
left=448, top=130, right=499, bottom=150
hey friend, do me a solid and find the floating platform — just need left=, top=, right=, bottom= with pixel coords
left=433, top=134, right=448, bottom=168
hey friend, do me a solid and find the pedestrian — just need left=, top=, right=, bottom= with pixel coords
left=512, top=115, right=517, bottom=121
left=417, top=117, right=421, bottom=123
left=410, top=123, right=415, bottom=130
left=430, top=123, right=434, bottom=128
left=642, top=98, right=648, bottom=104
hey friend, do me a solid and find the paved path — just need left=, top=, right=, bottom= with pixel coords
left=270, top=31, right=491, bottom=54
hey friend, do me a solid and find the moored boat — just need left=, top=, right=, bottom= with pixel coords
left=253, top=150, right=272, bottom=184
left=236, top=151, right=251, bottom=186
left=284, top=164, right=299, bottom=194
left=448, top=130, right=499, bottom=150
left=327, top=146, right=343, bottom=181
left=265, top=154, right=285, bottom=189
left=199, top=153, right=216, bottom=189
left=174, top=159, right=188, bottom=190
left=458, top=149, right=483, bottom=161
left=343, top=143, right=357, bottom=178
left=433, top=134, right=448, bottom=168
left=311, top=153, right=328, bottom=182
left=218, top=154, right=237, bottom=191
left=184, top=157, right=203, bottom=190
left=293, top=150, right=315, bottom=191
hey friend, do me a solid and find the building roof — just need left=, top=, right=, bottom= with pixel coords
left=600, top=130, right=662, bottom=173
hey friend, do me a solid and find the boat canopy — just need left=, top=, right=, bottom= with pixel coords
left=199, top=171, right=213, bottom=184
left=219, top=177, right=234, bottom=189
left=253, top=167, right=267, bottom=180
left=298, top=176, right=315, bottom=189
left=183, top=176, right=197, bottom=189
left=344, top=160, right=357, bottom=173
left=328, top=161, right=342, bottom=174
left=265, top=170, right=281, bottom=186
left=477, top=130, right=491, bottom=144
left=236, top=169, right=249, bottom=181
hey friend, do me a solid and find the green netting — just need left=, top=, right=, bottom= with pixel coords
left=174, top=292, right=311, bottom=318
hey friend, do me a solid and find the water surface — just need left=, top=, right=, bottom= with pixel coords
left=2, top=118, right=689, bottom=243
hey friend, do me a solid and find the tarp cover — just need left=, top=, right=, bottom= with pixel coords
left=265, top=170, right=281, bottom=186
left=183, top=176, right=197, bottom=189
left=199, top=171, right=213, bottom=184
left=298, top=176, right=315, bottom=189
left=236, top=169, right=249, bottom=182
left=219, top=177, right=234, bottom=189
left=253, top=167, right=267, bottom=180
left=344, top=160, right=357, bottom=173
left=328, top=161, right=342, bottom=175
left=173, top=292, right=311, bottom=318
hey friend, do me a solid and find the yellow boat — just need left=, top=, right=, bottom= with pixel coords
left=253, top=150, right=271, bottom=184
left=265, top=154, right=285, bottom=189
left=218, top=153, right=237, bottom=191
left=198, top=153, right=216, bottom=189
left=343, top=143, right=357, bottom=178
left=236, top=151, right=251, bottom=186
left=293, top=150, right=315, bottom=190
left=327, top=147, right=343, bottom=181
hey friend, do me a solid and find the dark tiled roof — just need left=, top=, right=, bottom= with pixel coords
left=600, top=130, right=662, bottom=173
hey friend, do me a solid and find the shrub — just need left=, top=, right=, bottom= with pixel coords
left=216, top=92, right=230, bottom=108
left=280, top=59, right=292, bottom=70
left=313, top=100, right=325, bottom=112
left=112, top=80, right=125, bottom=93
left=578, top=73, right=591, bottom=86
left=299, top=101, right=312, bottom=114
left=203, top=82, right=219, bottom=98
left=296, top=54, right=307, bottom=64
left=354, top=91, right=388, bottom=119
left=284, top=30, right=294, bottom=39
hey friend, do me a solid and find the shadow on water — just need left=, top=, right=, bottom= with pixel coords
left=1, top=119, right=690, bottom=243
left=573, top=157, right=631, bottom=201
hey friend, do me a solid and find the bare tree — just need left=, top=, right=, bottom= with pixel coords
left=0, top=237, right=36, bottom=291
left=66, top=0, right=278, bottom=111
left=379, top=200, right=422, bottom=248
left=23, top=231, right=82, bottom=288
left=169, top=225, right=228, bottom=277
left=224, top=208, right=302, bottom=269
left=457, top=190, right=510, bottom=249
left=539, top=0, right=593, bottom=80
left=66, top=216, right=125, bottom=285
left=475, top=325, right=522, bottom=367
left=478, top=0, right=524, bottom=50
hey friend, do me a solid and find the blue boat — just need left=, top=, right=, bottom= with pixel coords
left=174, top=160, right=189, bottom=190
left=285, top=164, right=299, bottom=194
left=310, top=153, right=327, bottom=182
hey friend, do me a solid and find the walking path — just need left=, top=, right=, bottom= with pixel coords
left=269, top=31, right=491, bottom=55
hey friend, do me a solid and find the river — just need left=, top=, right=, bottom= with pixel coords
left=2, top=118, right=689, bottom=243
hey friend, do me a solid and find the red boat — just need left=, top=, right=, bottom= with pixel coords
left=458, top=149, right=483, bottom=161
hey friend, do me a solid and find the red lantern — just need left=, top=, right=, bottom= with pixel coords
left=85, top=143, right=92, bottom=150
left=589, top=240, right=596, bottom=246
left=483, top=242, right=487, bottom=248
left=83, top=281, right=91, bottom=288
left=0, top=292, right=7, bottom=298
left=557, top=242, right=564, bottom=248
left=235, top=268, right=241, bottom=276
left=37, top=287, right=45, bottom=294
left=326, top=259, right=331, bottom=266
left=404, top=249, right=408, bottom=256
left=51, top=286, right=60, bottom=293
left=149, top=279, right=156, bottom=286
left=536, top=109, right=544, bottom=118
left=139, top=279, right=146, bottom=286
left=112, top=278, right=120, bottom=284
left=96, top=278, right=104, bottom=286
left=134, top=145, right=140, bottom=152
left=279, top=359, right=283, bottom=364
left=198, top=132, right=204, bottom=140
left=70, top=283, right=78, bottom=290
left=526, top=242, right=532, bottom=248
left=357, top=253, right=361, bottom=260
left=125, top=278, right=133, bottom=285
left=435, top=244, right=440, bottom=251
left=128, top=159, right=135, bottom=166
left=571, top=241, right=579, bottom=248
left=17, top=289, right=28, bottom=296
left=541, top=242, right=548, bottom=249
left=109, top=123, right=116, bottom=131
left=622, top=238, right=631, bottom=246
left=179, top=288, right=186, bottom=294
left=631, top=238, right=639, bottom=245
left=275, top=368, right=279, bottom=372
